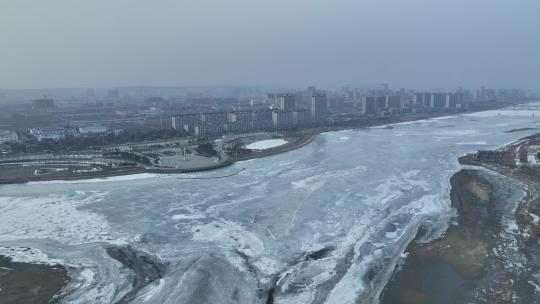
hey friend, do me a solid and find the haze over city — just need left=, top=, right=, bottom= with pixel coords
left=1, top=0, right=539, bottom=90
left=2, top=1, right=540, bottom=304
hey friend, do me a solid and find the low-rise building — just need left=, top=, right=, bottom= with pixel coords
left=0, top=130, right=19, bottom=144
left=78, top=124, right=108, bottom=136
left=29, top=127, right=71, bottom=141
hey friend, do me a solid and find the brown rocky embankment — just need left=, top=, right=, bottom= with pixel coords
left=381, top=168, right=537, bottom=304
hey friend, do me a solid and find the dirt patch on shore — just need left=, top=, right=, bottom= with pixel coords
left=0, top=255, right=68, bottom=304
left=468, top=180, right=491, bottom=203
left=414, top=226, right=488, bottom=279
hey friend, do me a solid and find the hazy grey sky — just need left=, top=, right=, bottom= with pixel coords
left=1, top=0, right=539, bottom=90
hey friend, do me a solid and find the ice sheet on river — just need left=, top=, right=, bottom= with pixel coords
left=1, top=106, right=540, bottom=303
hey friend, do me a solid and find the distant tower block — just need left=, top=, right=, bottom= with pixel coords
left=311, top=93, right=328, bottom=123
left=276, top=93, right=296, bottom=111
left=32, top=98, right=55, bottom=112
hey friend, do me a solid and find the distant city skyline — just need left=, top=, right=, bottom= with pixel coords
left=1, top=0, right=539, bottom=90
left=0, top=85, right=536, bottom=104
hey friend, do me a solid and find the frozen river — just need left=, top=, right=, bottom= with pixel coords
left=1, top=107, right=540, bottom=304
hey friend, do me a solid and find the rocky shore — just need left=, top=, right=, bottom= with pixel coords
left=0, top=245, right=169, bottom=304
left=381, top=134, right=540, bottom=304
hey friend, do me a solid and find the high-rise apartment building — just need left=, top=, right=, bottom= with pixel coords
left=272, top=111, right=294, bottom=130
left=311, top=93, right=328, bottom=123
left=361, top=96, right=377, bottom=115
left=276, top=94, right=296, bottom=111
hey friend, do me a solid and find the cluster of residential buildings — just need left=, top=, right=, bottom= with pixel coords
left=0, top=85, right=533, bottom=150
left=355, top=92, right=463, bottom=116
left=412, top=92, right=463, bottom=110
left=358, top=95, right=406, bottom=116
left=171, top=91, right=468, bottom=136
left=172, top=93, right=328, bottom=136
left=475, top=87, right=529, bottom=102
